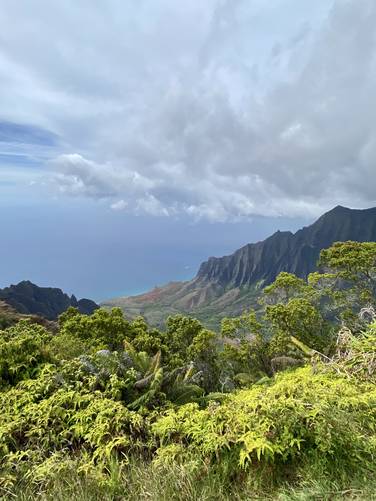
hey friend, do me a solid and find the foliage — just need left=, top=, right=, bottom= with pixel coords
left=0, top=320, right=52, bottom=387
left=59, top=307, right=134, bottom=351
left=220, top=310, right=270, bottom=385
left=153, top=365, right=376, bottom=477
left=314, top=241, right=376, bottom=329
left=266, top=298, right=331, bottom=355
left=163, top=315, right=205, bottom=367
left=262, top=272, right=315, bottom=305
left=221, top=309, right=262, bottom=339
left=319, top=240, right=376, bottom=290
left=1, top=241, right=376, bottom=498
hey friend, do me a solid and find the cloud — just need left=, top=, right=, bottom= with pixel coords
left=110, top=200, right=128, bottom=211
left=49, top=153, right=157, bottom=198
left=1, top=0, right=376, bottom=220
left=136, top=194, right=170, bottom=217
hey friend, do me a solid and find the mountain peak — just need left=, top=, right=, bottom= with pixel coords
left=324, top=205, right=376, bottom=216
left=0, top=281, right=99, bottom=320
left=197, top=206, right=376, bottom=288
left=331, top=204, right=348, bottom=212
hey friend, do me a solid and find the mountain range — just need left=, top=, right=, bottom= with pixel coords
left=0, top=281, right=99, bottom=320
left=102, top=206, right=376, bottom=327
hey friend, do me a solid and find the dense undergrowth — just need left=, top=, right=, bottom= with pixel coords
left=1, top=241, right=376, bottom=500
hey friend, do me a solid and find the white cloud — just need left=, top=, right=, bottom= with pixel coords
left=136, top=194, right=170, bottom=217
left=2, top=0, right=376, bottom=220
left=110, top=199, right=128, bottom=211
left=49, top=153, right=157, bottom=198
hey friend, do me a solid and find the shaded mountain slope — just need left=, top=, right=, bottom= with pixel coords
left=196, top=205, right=376, bottom=287
left=103, top=206, right=376, bottom=327
left=0, top=300, right=58, bottom=331
left=0, top=281, right=99, bottom=320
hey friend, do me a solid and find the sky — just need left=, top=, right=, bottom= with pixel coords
left=1, top=0, right=376, bottom=301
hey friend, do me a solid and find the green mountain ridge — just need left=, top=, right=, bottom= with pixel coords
left=103, top=206, right=376, bottom=327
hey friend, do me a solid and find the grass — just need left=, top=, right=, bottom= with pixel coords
left=3, top=457, right=376, bottom=501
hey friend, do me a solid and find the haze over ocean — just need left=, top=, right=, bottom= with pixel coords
left=0, top=196, right=309, bottom=301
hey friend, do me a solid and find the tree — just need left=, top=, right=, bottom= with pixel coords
left=59, top=307, right=134, bottom=351
left=319, top=241, right=376, bottom=306
left=221, top=309, right=262, bottom=339
left=187, top=328, right=219, bottom=392
left=266, top=298, right=331, bottom=356
left=164, top=315, right=204, bottom=368
left=262, top=272, right=314, bottom=305
left=128, top=316, right=167, bottom=355
left=220, top=310, right=270, bottom=385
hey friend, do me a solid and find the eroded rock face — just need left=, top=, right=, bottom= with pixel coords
left=0, top=280, right=99, bottom=320
left=196, top=205, right=376, bottom=287
left=104, top=206, right=376, bottom=328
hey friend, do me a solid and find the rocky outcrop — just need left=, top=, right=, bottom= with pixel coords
left=0, top=281, right=99, bottom=320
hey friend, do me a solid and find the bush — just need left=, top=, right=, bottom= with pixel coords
left=153, top=366, right=376, bottom=478
left=0, top=320, right=52, bottom=387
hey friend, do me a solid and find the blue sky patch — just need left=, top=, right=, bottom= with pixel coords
left=0, top=152, right=40, bottom=166
left=0, top=121, right=58, bottom=147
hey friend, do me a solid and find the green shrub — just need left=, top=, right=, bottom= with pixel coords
left=153, top=366, right=376, bottom=477
left=0, top=320, right=52, bottom=387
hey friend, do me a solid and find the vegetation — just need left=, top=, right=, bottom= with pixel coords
left=1, top=241, right=376, bottom=500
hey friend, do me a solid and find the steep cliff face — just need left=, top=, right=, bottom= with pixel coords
left=0, top=281, right=99, bottom=320
left=103, top=206, right=376, bottom=327
left=196, top=206, right=376, bottom=287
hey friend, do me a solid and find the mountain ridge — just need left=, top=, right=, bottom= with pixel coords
left=103, top=206, right=376, bottom=327
left=0, top=280, right=99, bottom=320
